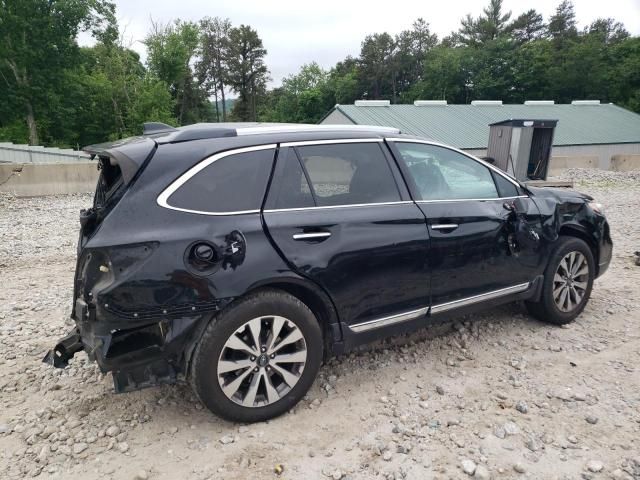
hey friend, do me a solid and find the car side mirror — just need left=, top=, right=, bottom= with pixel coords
left=481, top=156, right=495, bottom=164
left=504, top=197, right=528, bottom=215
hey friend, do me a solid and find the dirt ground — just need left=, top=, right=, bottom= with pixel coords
left=1, top=169, right=639, bottom=480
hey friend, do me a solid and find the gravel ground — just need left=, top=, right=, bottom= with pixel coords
left=1, top=170, right=639, bottom=480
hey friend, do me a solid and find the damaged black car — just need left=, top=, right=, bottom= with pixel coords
left=44, top=123, right=612, bottom=422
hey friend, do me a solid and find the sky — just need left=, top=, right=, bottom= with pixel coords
left=80, top=0, right=640, bottom=86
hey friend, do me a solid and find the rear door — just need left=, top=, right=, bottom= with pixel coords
left=263, top=139, right=431, bottom=332
left=388, top=140, right=543, bottom=310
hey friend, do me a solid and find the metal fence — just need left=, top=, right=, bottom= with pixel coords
left=0, top=142, right=90, bottom=164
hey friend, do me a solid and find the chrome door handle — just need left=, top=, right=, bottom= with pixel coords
left=292, top=232, right=332, bottom=240
left=431, top=224, right=459, bottom=230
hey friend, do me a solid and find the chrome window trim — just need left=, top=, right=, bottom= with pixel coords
left=349, top=307, right=429, bottom=333
left=263, top=200, right=414, bottom=213
left=280, top=138, right=384, bottom=147
left=416, top=195, right=528, bottom=204
left=157, top=144, right=277, bottom=216
left=430, top=282, right=530, bottom=314
left=386, top=137, right=522, bottom=188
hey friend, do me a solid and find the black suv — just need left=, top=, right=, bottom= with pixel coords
left=45, top=123, right=612, bottom=422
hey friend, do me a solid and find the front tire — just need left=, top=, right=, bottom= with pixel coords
left=526, top=236, right=595, bottom=325
left=190, top=289, right=323, bottom=423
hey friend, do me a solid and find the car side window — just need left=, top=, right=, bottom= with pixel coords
left=491, top=170, right=520, bottom=197
left=167, top=148, right=275, bottom=213
left=394, top=143, right=499, bottom=201
left=296, top=143, right=401, bottom=206
left=267, top=149, right=315, bottom=209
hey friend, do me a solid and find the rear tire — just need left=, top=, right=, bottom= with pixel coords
left=190, top=289, right=323, bottom=423
left=526, top=236, right=595, bottom=325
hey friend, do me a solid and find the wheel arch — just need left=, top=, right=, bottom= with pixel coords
left=557, top=224, right=599, bottom=275
left=247, top=279, right=344, bottom=358
left=185, top=276, right=344, bottom=375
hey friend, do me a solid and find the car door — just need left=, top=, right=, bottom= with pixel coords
left=388, top=139, right=544, bottom=311
left=262, top=139, right=431, bottom=332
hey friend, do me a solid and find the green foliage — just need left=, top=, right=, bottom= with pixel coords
left=0, top=0, right=118, bottom=145
left=1, top=0, right=639, bottom=147
left=408, top=46, right=468, bottom=102
left=260, top=63, right=333, bottom=123
left=225, top=25, right=269, bottom=121
left=145, top=20, right=207, bottom=125
left=198, top=17, right=232, bottom=121
left=456, top=0, right=512, bottom=46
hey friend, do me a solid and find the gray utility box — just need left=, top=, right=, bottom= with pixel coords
left=486, top=119, right=558, bottom=182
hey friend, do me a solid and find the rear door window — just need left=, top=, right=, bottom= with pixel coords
left=265, top=149, right=315, bottom=210
left=295, top=143, right=401, bottom=207
left=166, top=147, right=275, bottom=213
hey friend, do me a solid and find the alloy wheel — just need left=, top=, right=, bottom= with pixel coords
left=217, top=315, right=307, bottom=408
left=553, top=251, right=589, bottom=313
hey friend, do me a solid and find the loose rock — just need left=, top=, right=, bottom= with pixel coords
left=515, top=401, right=528, bottom=414
left=461, top=459, right=477, bottom=475
left=474, top=465, right=491, bottom=480
left=586, top=460, right=604, bottom=473
left=514, top=463, right=526, bottom=474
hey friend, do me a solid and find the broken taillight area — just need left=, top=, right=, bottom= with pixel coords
left=107, top=323, right=165, bottom=359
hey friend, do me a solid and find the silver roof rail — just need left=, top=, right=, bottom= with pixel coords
left=235, top=124, right=400, bottom=136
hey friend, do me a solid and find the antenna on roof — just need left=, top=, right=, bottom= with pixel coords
left=143, top=122, right=178, bottom=135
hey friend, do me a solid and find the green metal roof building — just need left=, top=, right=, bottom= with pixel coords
left=320, top=100, right=640, bottom=169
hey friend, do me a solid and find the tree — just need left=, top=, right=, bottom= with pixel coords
left=225, top=25, right=269, bottom=121
left=145, top=19, right=206, bottom=124
left=508, top=9, right=546, bottom=43
left=327, top=57, right=361, bottom=104
left=547, top=0, right=578, bottom=43
left=410, top=46, right=468, bottom=103
left=464, top=37, right=517, bottom=101
left=0, top=0, right=117, bottom=145
left=394, top=19, right=438, bottom=99
left=76, top=43, right=174, bottom=143
left=198, top=17, right=232, bottom=121
left=510, top=40, right=553, bottom=102
left=457, top=0, right=512, bottom=46
left=609, top=37, right=640, bottom=111
left=587, top=18, right=629, bottom=44
left=358, top=33, right=396, bottom=100
left=260, top=63, right=333, bottom=123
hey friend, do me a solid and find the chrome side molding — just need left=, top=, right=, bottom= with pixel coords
left=349, top=307, right=428, bottom=333
left=430, top=283, right=530, bottom=314
left=348, top=282, right=531, bottom=333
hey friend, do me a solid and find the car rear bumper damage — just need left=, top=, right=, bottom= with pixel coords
left=43, top=329, right=84, bottom=368
left=43, top=297, right=210, bottom=393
